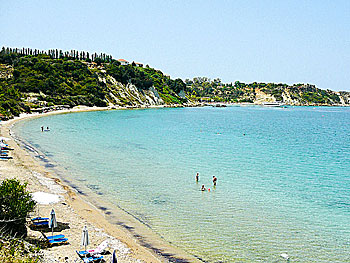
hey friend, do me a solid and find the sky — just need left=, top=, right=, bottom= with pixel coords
left=1, top=0, right=349, bottom=91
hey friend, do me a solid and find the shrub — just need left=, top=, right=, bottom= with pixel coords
left=0, top=237, right=41, bottom=263
left=0, top=179, right=36, bottom=237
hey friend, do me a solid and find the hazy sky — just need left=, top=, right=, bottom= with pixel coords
left=1, top=0, right=349, bottom=91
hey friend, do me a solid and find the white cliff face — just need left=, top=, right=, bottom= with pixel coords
left=281, top=90, right=303, bottom=106
left=102, top=74, right=164, bottom=107
left=252, top=86, right=350, bottom=106
left=338, top=92, right=350, bottom=105
left=89, top=65, right=350, bottom=107
left=254, top=89, right=276, bottom=104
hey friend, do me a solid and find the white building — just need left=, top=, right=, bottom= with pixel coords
left=117, top=59, right=129, bottom=66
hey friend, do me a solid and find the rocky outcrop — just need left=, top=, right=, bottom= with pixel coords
left=253, top=84, right=350, bottom=106
left=338, top=91, right=350, bottom=105
left=254, top=89, right=277, bottom=104
left=98, top=73, right=164, bottom=107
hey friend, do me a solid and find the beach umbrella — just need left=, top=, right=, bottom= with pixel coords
left=31, top=192, right=60, bottom=216
left=111, top=249, right=118, bottom=263
left=48, top=209, right=57, bottom=236
left=81, top=226, right=89, bottom=252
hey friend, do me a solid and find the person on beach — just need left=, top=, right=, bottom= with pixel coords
left=213, top=176, right=217, bottom=186
left=196, top=172, right=199, bottom=182
left=201, top=185, right=206, bottom=191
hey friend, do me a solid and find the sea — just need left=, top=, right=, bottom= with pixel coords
left=12, top=106, right=350, bottom=262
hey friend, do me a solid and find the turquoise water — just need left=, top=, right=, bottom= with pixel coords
left=13, top=106, right=350, bottom=262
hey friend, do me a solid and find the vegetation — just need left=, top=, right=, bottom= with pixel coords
left=185, top=78, right=345, bottom=105
left=0, top=47, right=189, bottom=118
left=0, top=237, right=41, bottom=263
left=0, top=46, right=349, bottom=119
left=0, top=179, right=36, bottom=237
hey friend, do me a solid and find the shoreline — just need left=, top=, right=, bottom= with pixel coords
left=0, top=106, right=203, bottom=263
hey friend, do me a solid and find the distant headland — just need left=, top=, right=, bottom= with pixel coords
left=1, top=47, right=349, bottom=120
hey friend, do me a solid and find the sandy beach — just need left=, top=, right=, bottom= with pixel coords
left=0, top=107, right=202, bottom=263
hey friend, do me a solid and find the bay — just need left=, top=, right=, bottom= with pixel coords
left=13, top=106, right=350, bottom=262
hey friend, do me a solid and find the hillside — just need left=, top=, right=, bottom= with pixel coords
left=0, top=47, right=349, bottom=119
left=185, top=78, right=350, bottom=106
left=0, top=47, right=188, bottom=119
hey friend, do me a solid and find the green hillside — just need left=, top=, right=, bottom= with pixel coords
left=0, top=47, right=349, bottom=120
left=0, top=47, right=186, bottom=119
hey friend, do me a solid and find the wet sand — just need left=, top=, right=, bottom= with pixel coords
left=0, top=107, right=202, bottom=263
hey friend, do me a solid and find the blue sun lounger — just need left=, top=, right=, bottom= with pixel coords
left=48, top=237, right=68, bottom=245
left=76, top=251, right=104, bottom=262
left=41, top=232, right=68, bottom=246
left=46, top=234, right=65, bottom=240
left=32, top=217, right=49, bottom=221
left=31, top=217, right=49, bottom=227
left=0, top=156, right=12, bottom=160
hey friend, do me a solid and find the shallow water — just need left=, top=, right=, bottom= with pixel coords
left=13, top=106, right=350, bottom=262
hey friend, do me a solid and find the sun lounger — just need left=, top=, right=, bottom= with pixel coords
left=77, top=239, right=109, bottom=257
left=1, top=147, right=13, bottom=151
left=76, top=251, right=103, bottom=262
left=31, top=217, right=49, bottom=226
left=46, top=234, right=65, bottom=240
left=47, top=238, right=68, bottom=245
left=41, top=232, right=68, bottom=246
left=0, top=156, right=12, bottom=160
left=32, top=217, right=49, bottom=221
left=88, top=240, right=109, bottom=254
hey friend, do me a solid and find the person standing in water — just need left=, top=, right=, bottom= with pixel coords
left=41, top=126, right=44, bottom=132
left=195, top=172, right=199, bottom=182
left=213, top=176, right=217, bottom=186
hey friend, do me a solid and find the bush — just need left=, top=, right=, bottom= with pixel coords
left=0, top=237, right=41, bottom=263
left=0, top=179, right=36, bottom=237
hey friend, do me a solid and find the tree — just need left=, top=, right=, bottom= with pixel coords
left=0, top=179, right=36, bottom=237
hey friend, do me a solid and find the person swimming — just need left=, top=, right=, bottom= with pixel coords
left=201, top=185, right=206, bottom=191
left=213, top=176, right=217, bottom=186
